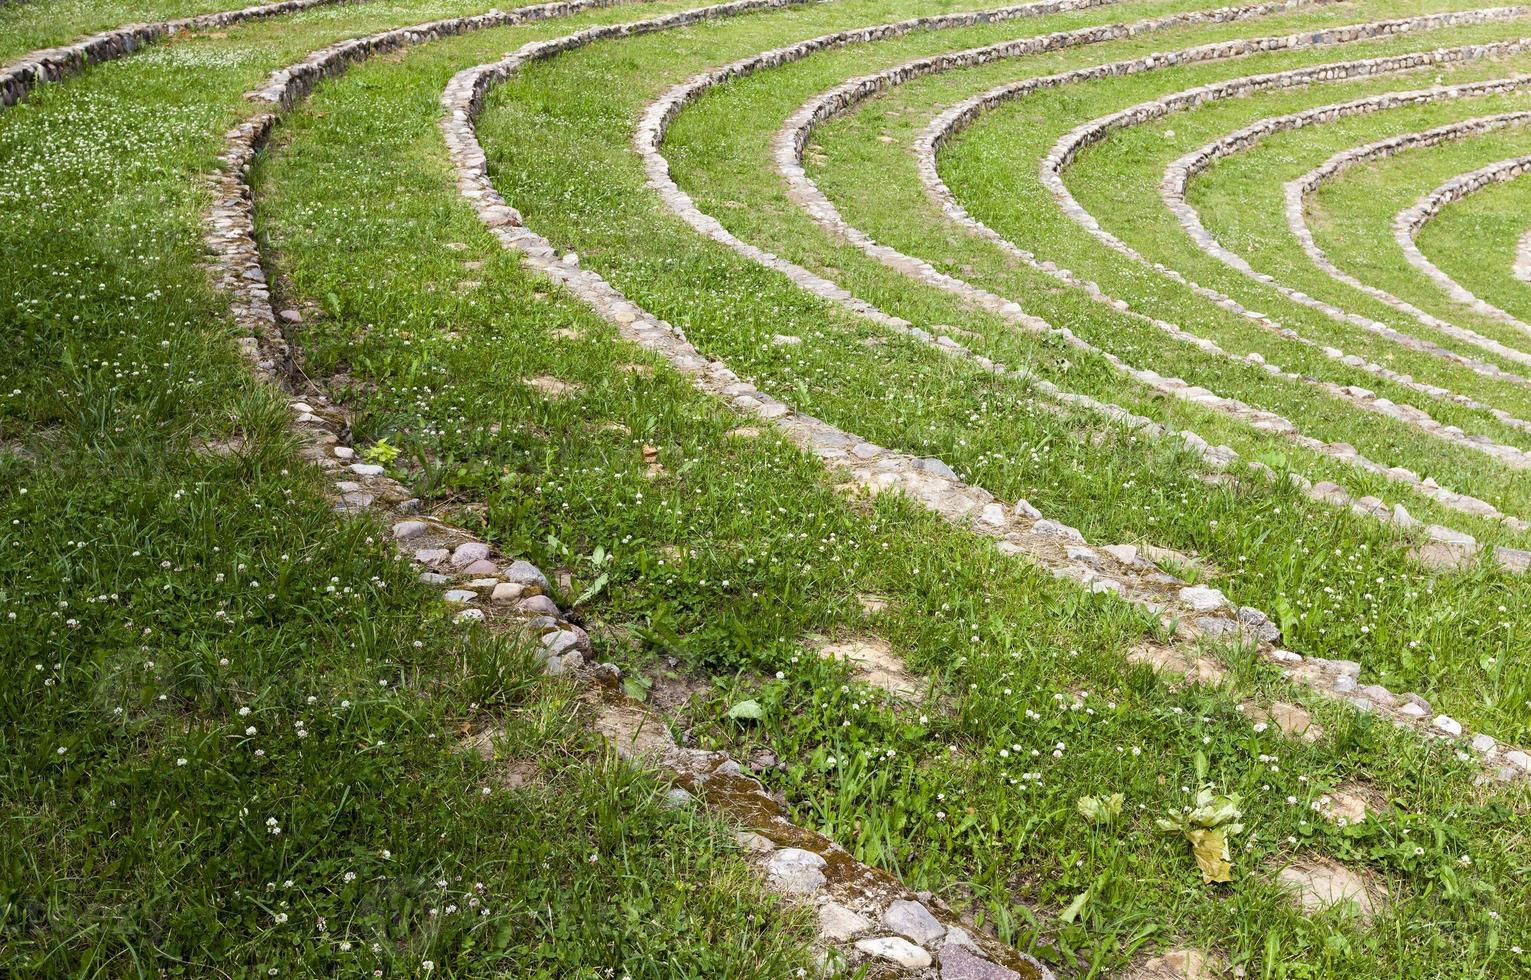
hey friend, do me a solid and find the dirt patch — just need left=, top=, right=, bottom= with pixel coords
left=814, top=636, right=920, bottom=700
left=525, top=375, right=581, bottom=398
left=1274, top=856, right=1386, bottom=919
left=1127, top=949, right=1224, bottom=979
left=1127, top=643, right=1226, bottom=688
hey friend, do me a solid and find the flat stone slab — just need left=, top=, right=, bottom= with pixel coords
left=816, top=636, right=919, bottom=698
left=854, top=936, right=931, bottom=969
left=817, top=902, right=872, bottom=941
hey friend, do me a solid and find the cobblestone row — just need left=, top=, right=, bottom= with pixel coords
left=0, top=0, right=359, bottom=107
left=1034, top=37, right=1531, bottom=470
left=1276, top=100, right=1531, bottom=369
left=1396, top=151, right=1531, bottom=335
left=440, top=6, right=1531, bottom=844
left=1167, top=84, right=1531, bottom=397
left=634, top=0, right=1531, bottom=572
left=777, top=13, right=1531, bottom=537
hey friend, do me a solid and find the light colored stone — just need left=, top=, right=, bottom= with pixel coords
left=490, top=581, right=524, bottom=602
left=451, top=542, right=490, bottom=567
left=817, top=902, right=872, bottom=941
left=1269, top=701, right=1312, bottom=737
left=1178, top=586, right=1227, bottom=612
left=1433, top=715, right=1463, bottom=737
left=853, top=937, right=931, bottom=969
left=1276, top=857, right=1383, bottom=918
left=1127, top=949, right=1219, bottom=980
left=816, top=637, right=918, bottom=698
left=392, top=520, right=428, bottom=540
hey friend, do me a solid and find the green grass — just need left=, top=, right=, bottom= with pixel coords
left=830, top=15, right=1531, bottom=497
left=0, top=1, right=819, bottom=975
left=0, top=0, right=338, bottom=63
left=250, top=9, right=1531, bottom=973
left=5, top=0, right=1531, bottom=975
left=1298, top=107, right=1531, bottom=336
left=1069, top=52, right=1531, bottom=395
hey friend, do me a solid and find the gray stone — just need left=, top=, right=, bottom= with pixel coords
left=516, top=595, right=560, bottom=617
left=881, top=899, right=944, bottom=945
left=504, top=560, right=550, bottom=591
left=443, top=589, right=476, bottom=604
left=939, top=943, right=1024, bottom=980
left=451, top=542, right=490, bottom=567
left=765, top=848, right=826, bottom=895
left=1178, top=586, right=1226, bottom=612
left=393, top=520, right=428, bottom=540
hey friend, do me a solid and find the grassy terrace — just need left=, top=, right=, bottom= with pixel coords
left=830, top=17, right=1531, bottom=487
left=253, top=0, right=1530, bottom=972
left=945, top=15, right=1531, bottom=390
left=1183, top=65, right=1531, bottom=343
left=1076, top=52, right=1531, bottom=388
left=798, top=12, right=1531, bottom=511
left=1418, top=160, right=1531, bottom=324
left=0, top=0, right=339, bottom=62
left=4, top=0, right=1531, bottom=975
left=647, top=1, right=1531, bottom=736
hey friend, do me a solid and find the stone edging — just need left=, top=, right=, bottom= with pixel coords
left=774, top=11, right=1531, bottom=537
left=1395, top=151, right=1531, bottom=335
left=1168, top=86, right=1531, bottom=398
left=0, top=0, right=360, bottom=108
left=636, top=0, right=1531, bottom=571
left=441, top=3, right=1531, bottom=867
left=1032, top=33, right=1531, bottom=471
left=1172, top=82, right=1531, bottom=380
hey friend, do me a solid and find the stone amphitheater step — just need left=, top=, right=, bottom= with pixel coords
left=769, top=9, right=1531, bottom=538
left=429, top=0, right=1530, bottom=802
left=1034, top=36, right=1531, bottom=469
left=0, top=0, right=360, bottom=107
left=1396, top=151, right=1531, bottom=334
left=1169, top=86, right=1531, bottom=380
left=1277, top=99, right=1531, bottom=365
left=635, top=0, right=1531, bottom=571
